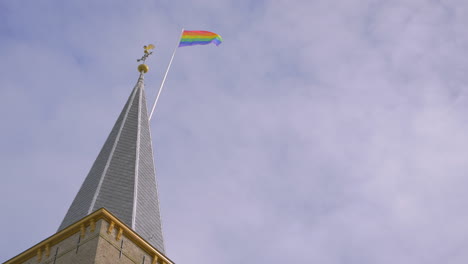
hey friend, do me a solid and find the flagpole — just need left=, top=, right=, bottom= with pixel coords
left=149, top=28, right=185, bottom=120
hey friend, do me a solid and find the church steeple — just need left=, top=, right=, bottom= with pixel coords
left=59, top=58, right=165, bottom=253
left=4, top=46, right=175, bottom=264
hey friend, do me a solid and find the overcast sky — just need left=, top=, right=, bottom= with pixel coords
left=2, top=0, right=468, bottom=263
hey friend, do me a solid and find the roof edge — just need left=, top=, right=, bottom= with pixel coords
left=4, top=208, right=174, bottom=264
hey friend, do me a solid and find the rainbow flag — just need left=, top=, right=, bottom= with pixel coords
left=179, top=30, right=223, bottom=47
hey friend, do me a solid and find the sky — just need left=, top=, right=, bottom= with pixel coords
left=1, top=0, right=468, bottom=263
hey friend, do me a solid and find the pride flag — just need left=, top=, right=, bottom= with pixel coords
left=179, top=30, right=223, bottom=47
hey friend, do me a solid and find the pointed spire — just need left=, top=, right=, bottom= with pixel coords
left=59, top=73, right=165, bottom=253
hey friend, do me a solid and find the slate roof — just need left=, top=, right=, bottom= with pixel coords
left=58, top=73, right=165, bottom=253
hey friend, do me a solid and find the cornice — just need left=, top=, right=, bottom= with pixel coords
left=4, top=208, right=173, bottom=264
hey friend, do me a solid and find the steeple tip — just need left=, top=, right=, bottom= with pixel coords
left=137, top=44, right=155, bottom=74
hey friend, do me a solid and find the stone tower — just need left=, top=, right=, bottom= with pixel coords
left=4, top=58, right=172, bottom=264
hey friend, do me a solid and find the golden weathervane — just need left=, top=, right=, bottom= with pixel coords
left=137, top=44, right=155, bottom=73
